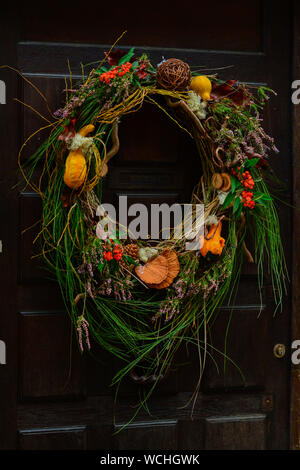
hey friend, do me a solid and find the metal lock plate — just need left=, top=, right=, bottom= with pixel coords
left=273, top=343, right=286, bottom=358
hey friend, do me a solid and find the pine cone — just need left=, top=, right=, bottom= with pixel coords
left=124, top=243, right=139, bottom=261
left=119, top=243, right=139, bottom=271
left=119, top=257, right=127, bottom=269
left=119, top=257, right=134, bottom=271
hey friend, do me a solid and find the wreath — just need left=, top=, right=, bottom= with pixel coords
left=18, top=42, right=287, bottom=424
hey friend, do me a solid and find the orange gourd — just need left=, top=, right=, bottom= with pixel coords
left=200, top=222, right=225, bottom=258
left=63, top=124, right=95, bottom=189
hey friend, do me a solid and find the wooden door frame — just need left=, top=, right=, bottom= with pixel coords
left=291, top=0, right=300, bottom=450
left=0, top=5, right=21, bottom=449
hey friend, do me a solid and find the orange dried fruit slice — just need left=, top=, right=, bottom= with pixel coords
left=135, top=254, right=168, bottom=284
left=148, top=249, right=180, bottom=289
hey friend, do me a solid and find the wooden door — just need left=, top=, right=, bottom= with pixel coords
left=0, top=1, right=293, bottom=450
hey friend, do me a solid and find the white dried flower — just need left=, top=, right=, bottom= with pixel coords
left=187, top=91, right=207, bottom=119
left=205, top=215, right=219, bottom=226
left=139, top=247, right=158, bottom=263
left=157, top=57, right=166, bottom=67
left=218, top=191, right=229, bottom=205
left=67, top=133, right=94, bottom=156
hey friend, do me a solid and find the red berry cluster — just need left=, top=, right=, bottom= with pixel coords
left=104, top=240, right=123, bottom=262
left=241, top=190, right=255, bottom=209
left=100, top=62, right=133, bottom=83
left=231, top=167, right=254, bottom=189
left=241, top=170, right=254, bottom=189
left=231, top=166, right=256, bottom=210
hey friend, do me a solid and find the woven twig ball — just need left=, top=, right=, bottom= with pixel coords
left=156, top=58, right=191, bottom=91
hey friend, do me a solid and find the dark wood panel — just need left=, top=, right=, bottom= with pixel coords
left=18, top=191, right=66, bottom=306
left=177, top=419, right=205, bottom=450
left=18, top=192, right=45, bottom=282
left=108, top=167, right=184, bottom=191
left=118, top=104, right=181, bottom=163
left=204, top=414, right=267, bottom=450
left=87, top=424, right=114, bottom=450
left=17, top=396, right=113, bottom=430
left=21, top=1, right=263, bottom=52
left=16, top=392, right=268, bottom=450
left=85, top=341, right=115, bottom=397
left=104, top=100, right=202, bottom=206
left=114, top=352, right=179, bottom=399
left=19, top=311, right=86, bottom=399
left=114, top=420, right=177, bottom=450
left=22, top=75, right=66, bottom=162
left=114, top=393, right=265, bottom=429
left=18, top=43, right=268, bottom=83
left=18, top=425, right=87, bottom=450
left=201, top=306, right=268, bottom=391
left=17, top=392, right=263, bottom=426
left=18, top=282, right=64, bottom=311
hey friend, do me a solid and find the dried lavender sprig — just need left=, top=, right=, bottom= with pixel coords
left=77, top=315, right=91, bottom=351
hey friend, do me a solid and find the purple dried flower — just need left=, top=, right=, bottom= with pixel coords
left=53, top=108, right=64, bottom=118
left=82, top=319, right=91, bottom=350
left=87, top=263, right=94, bottom=278
left=87, top=280, right=94, bottom=299
left=77, top=263, right=87, bottom=274
left=77, top=325, right=83, bottom=352
left=77, top=316, right=91, bottom=352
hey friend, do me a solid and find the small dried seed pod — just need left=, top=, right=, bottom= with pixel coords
left=220, top=173, right=231, bottom=191
left=212, top=173, right=224, bottom=190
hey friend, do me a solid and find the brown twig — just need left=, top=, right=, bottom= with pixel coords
left=104, top=122, right=120, bottom=164
left=100, top=122, right=120, bottom=177
left=74, top=293, right=84, bottom=305
left=226, top=155, right=240, bottom=168
left=165, top=97, right=212, bottom=142
left=243, top=241, right=254, bottom=263
left=239, top=213, right=254, bottom=263
left=214, top=146, right=225, bottom=168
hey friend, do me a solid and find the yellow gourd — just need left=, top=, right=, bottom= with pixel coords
left=63, top=124, right=95, bottom=189
left=200, top=222, right=225, bottom=258
left=190, top=75, right=212, bottom=101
